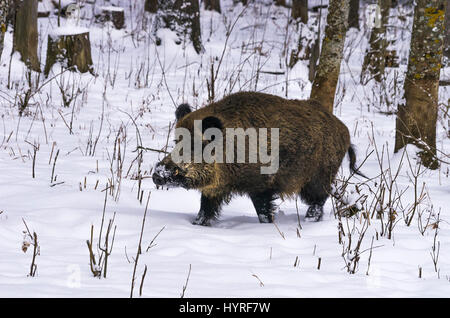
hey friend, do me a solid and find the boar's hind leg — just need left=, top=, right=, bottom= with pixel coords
left=300, top=174, right=332, bottom=222
left=249, top=190, right=277, bottom=223
left=193, top=193, right=226, bottom=226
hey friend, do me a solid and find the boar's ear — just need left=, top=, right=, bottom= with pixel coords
left=201, top=116, right=223, bottom=134
left=175, top=103, right=192, bottom=121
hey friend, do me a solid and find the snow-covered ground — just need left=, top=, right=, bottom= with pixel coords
left=0, top=0, right=449, bottom=297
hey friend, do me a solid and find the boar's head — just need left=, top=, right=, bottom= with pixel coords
left=152, top=103, right=223, bottom=190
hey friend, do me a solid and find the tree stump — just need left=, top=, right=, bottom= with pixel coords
left=44, top=28, right=94, bottom=76
left=96, top=6, right=125, bottom=29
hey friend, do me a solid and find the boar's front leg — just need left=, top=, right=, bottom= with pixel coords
left=193, top=193, right=225, bottom=226
left=249, top=190, right=277, bottom=223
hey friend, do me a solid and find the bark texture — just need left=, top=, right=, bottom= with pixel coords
left=44, top=31, right=94, bottom=76
left=13, top=0, right=40, bottom=71
left=97, top=7, right=125, bottom=29
left=154, top=0, right=203, bottom=54
left=394, top=0, right=445, bottom=169
left=348, top=0, right=359, bottom=29
left=204, top=0, right=221, bottom=13
left=144, top=0, right=158, bottom=13
left=309, top=0, right=349, bottom=113
left=0, top=0, right=9, bottom=60
left=360, top=0, right=391, bottom=83
left=444, top=1, right=449, bottom=59
left=291, top=0, right=308, bottom=24
left=233, top=0, right=248, bottom=5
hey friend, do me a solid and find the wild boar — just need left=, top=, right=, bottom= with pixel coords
left=152, top=92, right=363, bottom=225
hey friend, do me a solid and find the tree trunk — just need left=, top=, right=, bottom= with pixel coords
left=233, top=0, right=248, bottom=5
left=291, top=0, right=307, bottom=24
left=289, top=0, right=311, bottom=69
left=44, top=30, right=94, bottom=76
left=310, top=0, right=349, bottom=113
left=274, top=0, right=286, bottom=6
left=204, top=0, right=221, bottom=13
left=348, top=0, right=359, bottom=30
left=394, top=0, right=445, bottom=169
left=97, top=6, right=125, bottom=29
left=13, top=0, right=40, bottom=71
left=445, top=1, right=449, bottom=59
left=144, top=0, right=158, bottom=13
left=308, top=36, right=320, bottom=82
left=154, top=0, right=203, bottom=54
left=360, top=0, right=391, bottom=84
left=0, top=0, right=9, bottom=61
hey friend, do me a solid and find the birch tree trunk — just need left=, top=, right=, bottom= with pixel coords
left=360, top=0, right=391, bottom=84
left=394, top=0, right=445, bottom=169
left=13, top=0, right=40, bottom=71
left=310, top=0, right=349, bottom=113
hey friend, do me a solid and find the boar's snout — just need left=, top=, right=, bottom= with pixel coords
left=152, top=161, right=170, bottom=186
left=152, top=158, right=186, bottom=187
left=152, top=171, right=166, bottom=186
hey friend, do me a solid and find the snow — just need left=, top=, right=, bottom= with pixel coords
left=50, top=26, right=90, bottom=37
left=99, top=6, right=125, bottom=12
left=0, top=0, right=449, bottom=298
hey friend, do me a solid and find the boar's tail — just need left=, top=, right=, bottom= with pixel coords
left=348, top=145, right=368, bottom=179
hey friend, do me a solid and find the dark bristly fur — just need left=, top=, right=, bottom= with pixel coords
left=175, top=103, right=192, bottom=121
left=153, top=92, right=364, bottom=225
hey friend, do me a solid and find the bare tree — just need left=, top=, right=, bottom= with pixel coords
left=233, top=0, right=248, bottom=5
left=310, top=0, right=349, bottom=112
left=348, top=0, right=359, bottom=30
left=204, top=0, right=221, bottom=13
left=394, top=0, right=445, bottom=169
left=0, top=0, right=9, bottom=60
left=360, top=0, right=391, bottom=83
left=154, top=0, right=204, bottom=54
left=292, top=0, right=308, bottom=24
left=12, top=0, right=39, bottom=71
left=289, top=0, right=310, bottom=68
left=445, top=1, right=449, bottom=59
left=144, top=0, right=158, bottom=13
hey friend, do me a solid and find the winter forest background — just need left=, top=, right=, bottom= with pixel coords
left=0, top=0, right=449, bottom=297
